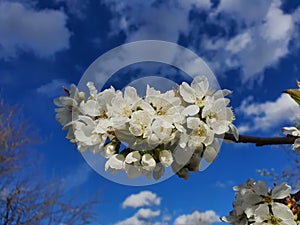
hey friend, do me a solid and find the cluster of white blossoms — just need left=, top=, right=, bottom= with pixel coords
left=222, top=179, right=299, bottom=225
left=54, top=76, right=238, bottom=180
left=282, top=127, right=300, bottom=155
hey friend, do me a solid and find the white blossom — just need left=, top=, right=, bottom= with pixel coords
left=124, top=151, right=142, bottom=178
left=151, top=118, right=174, bottom=144
left=125, top=151, right=141, bottom=164
left=141, top=154, right=156, bottom=171
left=110, top=86, right=140, bottom=128
left=282, top=126, right=300, bottom=136
left=282, top=127, right=300, bottom=155
left=223, top=179, right=297, bottom=225
left=102, top=141, right=119, bottom=158
left=292, top=138, right=300, bottom=154
left=129, top=110, right=153, bottom=138
left=105, top=154, right=124, bottom=173
left=202, top=97, right=233, bottom=134
left=187, top=117, right=214, bottom=147
left=73, top=116, right=107, bottom=153
left=179, top=76, right=209, bottom=116
left=159, top=150, right=173, bottom=167
left=54, top=84, right=86, bottom=142
left=55, top=76, right=240, bottom=180
left=253, top=202, right=296, bottom=225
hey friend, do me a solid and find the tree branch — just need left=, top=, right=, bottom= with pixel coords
left=222, top=133, right=298, bottom=147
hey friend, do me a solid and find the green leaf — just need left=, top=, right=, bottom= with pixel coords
left=283, top=89, right=300, bottom=105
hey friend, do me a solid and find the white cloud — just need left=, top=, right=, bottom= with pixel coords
left=60, top=163, right=91, bottom=191
left=55, top=0, right=88, bottom=19
left=36, top=79, right=69, bottom=97
left=216, top=0, right=272, bottom=25
left=261, top=3, right=293, bottom=41
left=115, top=208, right=160, bottom=225
left=200, top=0, right=297, bottom=83
left=102, top=0, right=211, bottom=42
left=103, top=0, right=300, bottom=85
left=0, top=1, right=71, bottom=59
left=136, top=208, right=161, bottom=220
left=122, top=191, right=161, bottom=209
left=173, top=210, right=220, bottom=225
left=225, top=32, right=251, bottom=54
left=118, top=191, right=220, bottom=225
left=237, top=94, right=300, bottom=133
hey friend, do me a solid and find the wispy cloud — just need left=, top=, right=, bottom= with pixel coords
left=0, top=1, right=71, bottom=60
left=215, top=180, right=235, bottom=189
left=36, top=79, right=69, bottom=97
left=60, top=163, right=91, bottom=191
left=55, top=0, right=88, bottom=19
left=237, top=94, right=300, bottom=133
left=122, top=191, right=161, bottom=209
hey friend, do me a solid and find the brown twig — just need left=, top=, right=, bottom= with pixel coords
left=221, top=133, right=298, bottom=147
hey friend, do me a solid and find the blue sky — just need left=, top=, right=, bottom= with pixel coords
left=1, top=0, right=300, bottom=224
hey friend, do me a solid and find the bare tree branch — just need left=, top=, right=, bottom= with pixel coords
left=221, top=133, right=298, bottom=146
left=0, top=100, right=99, bottom=225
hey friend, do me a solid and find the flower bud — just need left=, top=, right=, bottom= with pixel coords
left=102, top=141, right=120, bottom=158
left=159, top=150, right=173, bottom=167
left=125, top=151, right=141, bottom=164
left=141, top=154, right=156, bottom=171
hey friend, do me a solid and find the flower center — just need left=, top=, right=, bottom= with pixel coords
left=269, top=214, right=280, bottom=225
left=195, top=98, right=204, bottom=107
left=208, top=112, right=216, bottom=119
left=100, top=109, right=108, bottom=119
left=197, top=126, right=206, bottom=136
left=157, top=109, right=166, bottom=116
left=264, top=196, right=273, bottom=205
left=123, top=108, right=132, bottom=117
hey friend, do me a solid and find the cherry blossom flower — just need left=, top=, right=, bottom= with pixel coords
left=179, top=76, right=209, bottom=116
left=282, top=126, right=300, bottom=136
left=253, top=202, right=296, bottom=225
left=54, top=84, right=86, bottom=142
left=187, top=117, right=214, bottom=148
left=282, top=127, right=300, bottom=154
left=102, top=141, right=120, bottom=158
left=55, top=76, right=240, bottom=180
left=73, top=115, right=107, bottom=153
left=105, top=154, right=125, bottom=174
left=110, top=86, right=140, bottom=128
left=223, top=179, right=297, bottom=225
left=202, top=97, right=234, bottom=135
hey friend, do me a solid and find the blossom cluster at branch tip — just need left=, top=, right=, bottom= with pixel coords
left=222, top=179, right=299, bottom=225
left=54, top=76, right=238, bottom=180
left=282, top=127, right=300, bottom=155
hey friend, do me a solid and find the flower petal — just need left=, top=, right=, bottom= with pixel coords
left=182, top=105, right=199, bottom=117
left=271, top=182, right=291, bottom=199
left=272, top=202, right=295, bottom=222
left=254, top=181, right=268, bottom=196
left=179, top=82, right=196, bottom=103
